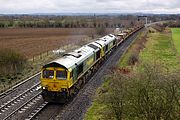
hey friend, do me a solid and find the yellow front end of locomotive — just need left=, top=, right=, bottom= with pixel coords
left=40, top=67, right=73, bottom=92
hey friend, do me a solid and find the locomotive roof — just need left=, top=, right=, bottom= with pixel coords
left=99, top=34, right=116, bottom=45
left=43, top=45, right=95, bottom=69
left=42, top=34, right=116, bottom=70
left=44, top=57, right=76, bottom=69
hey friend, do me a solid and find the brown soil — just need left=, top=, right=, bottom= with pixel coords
left=0, top=28, right=113, bottom=58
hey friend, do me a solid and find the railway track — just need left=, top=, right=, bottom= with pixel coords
left=25, top=101, right=48, bottom=120
left=4, top=93, right=40, bottom=120
left=0, top=81, right=43, bottom=120
left=2, top=93, right=45, bottom=120
left=0, top=73, right=40, bottom=105
left=29, top=103, right=65, bottom=120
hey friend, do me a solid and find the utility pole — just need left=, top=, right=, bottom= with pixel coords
left=145, top=17, right=147, bottom=25
left=138, top=16, right=148, bottom=26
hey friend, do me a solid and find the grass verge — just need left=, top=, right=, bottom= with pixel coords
left=171, top=28, right=180, bottom=53
left=140, top=28, right=179, bottom=71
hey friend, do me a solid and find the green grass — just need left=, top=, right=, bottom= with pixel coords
left=171, top=28, right=180, bottom=53
left=85, top=101, right=106, bottom=120
left=139, top=31, right=179, bottom=71
left=85, top=78, right=111, bottom=120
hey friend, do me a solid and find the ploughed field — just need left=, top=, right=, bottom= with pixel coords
left=0, top=28, right=113, bottom=58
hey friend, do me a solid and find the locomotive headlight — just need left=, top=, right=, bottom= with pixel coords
left=42, top=87, right=46, bottom=89
left=61, top=88, right=66, bottom=91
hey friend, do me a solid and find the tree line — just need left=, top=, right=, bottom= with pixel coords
left=0, top=20, right=126, bottom=28
left=164, top=20, right=180, bottom=27
left=0, top=15, right=140, bottom=28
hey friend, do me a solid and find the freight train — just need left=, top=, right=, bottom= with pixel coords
left=40, top=25, right=143, bottom=103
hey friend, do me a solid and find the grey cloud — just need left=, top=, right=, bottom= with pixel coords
left=0, top=0, right=179, bottom=14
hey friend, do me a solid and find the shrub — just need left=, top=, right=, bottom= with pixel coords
left=128, top=53, right=139, bottom=66
left=99, top=62, right=180, bottom=120
left=0, top=48, right=27, bottom=76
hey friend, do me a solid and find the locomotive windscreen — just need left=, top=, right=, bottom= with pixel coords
left=43, top=70, right=54, bottom=79
left=56, top=70, right=67, bottom=80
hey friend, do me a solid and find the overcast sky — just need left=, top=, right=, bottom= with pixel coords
left=0, top=0, right=179, bottom=14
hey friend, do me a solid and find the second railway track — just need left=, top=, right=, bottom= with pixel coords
left=0, top=73, right=40, bottom=105
left=0, top=82, right=42, bottom=120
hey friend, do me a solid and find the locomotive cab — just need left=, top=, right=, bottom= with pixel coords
left=40, top=62, right=73, bottom=93
left=40, top=62, right=74, bottom=102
